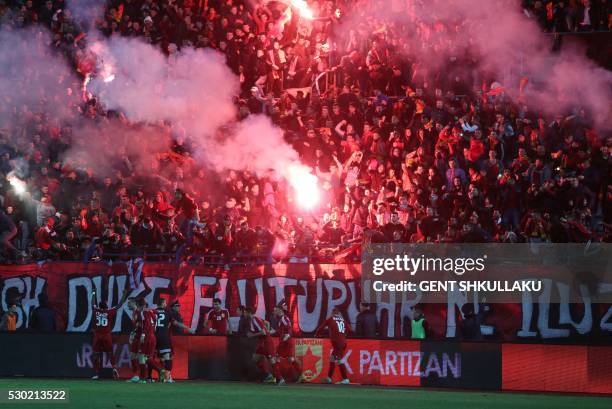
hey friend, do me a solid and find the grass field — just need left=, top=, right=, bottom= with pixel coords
left=0, top=379, right=610, bottom=409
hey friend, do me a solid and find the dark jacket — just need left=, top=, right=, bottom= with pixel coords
left=356, top=309, right=378, bottom=338
left=29, top=306, right=57, bottom=333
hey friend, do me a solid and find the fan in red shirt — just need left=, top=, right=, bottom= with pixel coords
left=244, top=307, right=276, bottom=383
left=270, top=301, right=303, bottom=385
left=205, top=298, right=229, bottom=335
left=90, top=286, right=129, bottom=380
left=315, top=307, right=350, bottom=384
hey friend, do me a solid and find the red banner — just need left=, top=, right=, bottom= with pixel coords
left=1, top=262, right=611, bottom=342
left=502, top=344, right=612, bottom=394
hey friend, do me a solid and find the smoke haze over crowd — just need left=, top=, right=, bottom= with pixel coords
left=338, top=0, right=611, bottom=129
left=0, top=0, right=610, bottom=193
left=85, top=35, right=310, bottom=180
left=0, top=28, right=80, bottom=128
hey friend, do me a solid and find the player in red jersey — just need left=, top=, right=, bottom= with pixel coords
left=135, top=299, right=162, bottom=384
left=270, top=302, right=303, bottom=385
left=91, top=287, right=129, bottom=380
left=244, top=307, right=276, bottom=383
left=205, top=298, right=229, bottom=335
left=315, top=307, right=350, bottom=384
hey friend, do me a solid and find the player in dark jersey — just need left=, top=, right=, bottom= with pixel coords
left=154, top=298, right=194, bottom=383
left=244, top=307, right=276, bottom=383
left=315, top=307, right=350, bottom=384
left=90, top=287, right=129, bottom=380
left=270, top=302, right=303, bottom=385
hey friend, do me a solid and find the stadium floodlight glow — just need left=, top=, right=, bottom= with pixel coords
left=287, top=163, right=320, bottom=210
left=291, top=0, right=314, bottom=20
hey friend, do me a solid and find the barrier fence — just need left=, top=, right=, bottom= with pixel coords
left=0, top=333, right=610, bottom=394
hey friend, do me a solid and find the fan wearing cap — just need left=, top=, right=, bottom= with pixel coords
left=269, top=300, right=303, bottom=385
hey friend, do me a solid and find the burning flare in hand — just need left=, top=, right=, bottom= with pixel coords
left=7, top=174, right=26, bottom=195
left=103, top=72, right=115, bottom=83
left=291, top=0, right=314, bottom=20
left=287, top=163, right=320, bottom=210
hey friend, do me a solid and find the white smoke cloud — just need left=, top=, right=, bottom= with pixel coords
left=205, top=115, right=300, bottom=174
left=88, top=37, right=238, bottom=134
left=63, top=118, right=172, bottom=179
left=0, top=28, right=80, bottom=129
left=65, top=0, right=106, bottom=26
left=86, top=37, right=307, bottom=181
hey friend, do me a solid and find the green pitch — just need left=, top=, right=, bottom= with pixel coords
left=0, top=379, right=610, bottom=409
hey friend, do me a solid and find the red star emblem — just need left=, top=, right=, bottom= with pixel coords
left=301, top=346, right=322, bottom=379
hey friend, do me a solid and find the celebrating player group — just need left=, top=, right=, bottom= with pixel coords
left=90, top=287, right=351, bottom=385
left=91, top=287, right=193, bottom=383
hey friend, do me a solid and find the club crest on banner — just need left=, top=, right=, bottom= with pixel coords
left=295, top=339, right=323, bottom=381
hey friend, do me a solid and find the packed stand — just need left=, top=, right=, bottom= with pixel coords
left=0, top=0, right=610, bottom=266
left=522, top=0, right=611, bottom=32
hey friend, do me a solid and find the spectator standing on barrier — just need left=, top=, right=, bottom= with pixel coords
left=355, top=303, right=378, bottom=338
left=0, top=303, right=18, bottom=332
left=29, top=293, right=57, bottom=333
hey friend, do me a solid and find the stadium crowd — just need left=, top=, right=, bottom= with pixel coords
left=523, top=0, right=612, bottom=33
left=523, top=0, right=611, bottom=32
left=0, top=0, right=610, bottom=266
